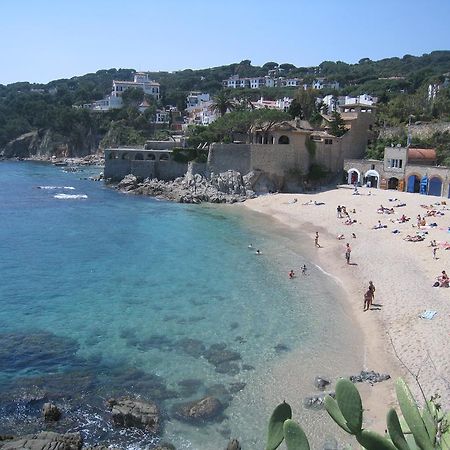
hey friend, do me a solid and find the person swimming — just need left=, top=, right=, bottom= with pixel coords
left=289, top=270, right=295, bottom=279
left=255, top=249, right=261, bottom=255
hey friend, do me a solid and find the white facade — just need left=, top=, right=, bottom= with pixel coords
left=112, top=72, right=160, bottom=100
left=186, top=92, right=211, bottom=110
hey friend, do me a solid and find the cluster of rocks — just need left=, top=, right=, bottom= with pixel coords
left=349, top=370, right=391, bottom=385
left=115, top=170, right=271, bottom=204
left=303, top=371, right=391, bottom=409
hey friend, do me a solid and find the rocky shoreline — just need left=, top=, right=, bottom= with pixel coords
left=113, top=170, right=263, bottom=204
left=0, top=370, right=390, bottom=450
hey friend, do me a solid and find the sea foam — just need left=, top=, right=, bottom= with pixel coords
left=54, top=193, right=88, bottom=199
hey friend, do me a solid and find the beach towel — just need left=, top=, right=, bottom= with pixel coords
left=419, top=310, right=437, bottom=320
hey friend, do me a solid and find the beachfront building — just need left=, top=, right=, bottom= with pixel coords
left=344, top=146, right=450, bottom=197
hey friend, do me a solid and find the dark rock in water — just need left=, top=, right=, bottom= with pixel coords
left=99, top=368, right=177, bottom=401
left=0, top=431, right=82, bottom=450
left=241, top=364, right=255, bottom=371
left=226, top=438, right=242, bottom=450
left=0, top=332, right=79, bottom=373
left=204, top=343, right=241, bottom=366
left=303, top=392, right=335, bottom=409
left=228, top=382, right=246, bottom=394
left=171, top=396, right=223, bottom=423
left=274, top=343, right=290, bottom=353
left=314, top=376, right=331, bottom=390
left=215, top=361, right=240, bottom=375
left=177, top=379, right=203, bottom=397
left=84, top=447, right=121, bottom=450
left=205, top=384, right=232, bottom=407
left=153, top=444, right=175, bottom=450
left=42, top=402, right=61, bottom=421
left=350, top=370, right=391, bottom=385
left=177, top=338, right=206, bottom=358
left=109, top=397, right=161, bottom=434
left=230, top=322, right=239, bottom=330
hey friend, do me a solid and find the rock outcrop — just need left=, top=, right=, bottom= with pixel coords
left=0, top=431, right=82, bottom=450
left=115, top=170, right=260, bottom=204
left=42, top=403, right=61, bottom=422
left=1, top=129, right=98, bottom=159
left=108, top=397, right=161, bottom=434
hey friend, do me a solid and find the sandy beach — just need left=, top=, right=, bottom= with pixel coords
left=243, top=186, right=450, bottom=430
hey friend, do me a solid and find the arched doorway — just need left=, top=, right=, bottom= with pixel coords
left=278, top=135, right=290, bottom=144
left=364, top=169, right=379, bottom=188
left=347, top=168, right=360, bottom=185
left=407, top=175, right=420, bottom=193
left=388, top=177, right=399, bottom=190
left=428, top=177, right=442, bottom=197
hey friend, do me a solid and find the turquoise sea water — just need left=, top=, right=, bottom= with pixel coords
left=0, top=161, right=363, bottom=449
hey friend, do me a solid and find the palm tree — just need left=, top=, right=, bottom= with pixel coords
left=211, top=90, right=235, bottom=117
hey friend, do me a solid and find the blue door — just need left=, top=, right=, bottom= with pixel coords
left=428, top=177, right=442, bottom=197
left=407, top=175, right=417, bottom=193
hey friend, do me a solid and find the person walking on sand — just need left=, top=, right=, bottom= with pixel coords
left=337, top=205, right=342, bottom=218
left=368, top=281, right=375, bottom=307
left=433, top=247, right=438, bottom=259
left=301, top=264, right=307, bottom=275
left=363, top=289, right=372, bottom=311
left=315, top=232, right=320, bottom=248
left=345, top=243, right=351, bottom=264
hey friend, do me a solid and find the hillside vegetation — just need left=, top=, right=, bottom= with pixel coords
left=0, top=51, right=449, bottom=157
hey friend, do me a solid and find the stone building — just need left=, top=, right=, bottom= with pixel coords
left=104, top=105, right=374, bottom=191
left=344, top=146, right=450, bottom=197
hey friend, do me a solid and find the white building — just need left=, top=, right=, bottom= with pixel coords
left=186, top=92, right=211, bottom=110
left=111, top=72, right=160, bottom=100
left=312, top=79, right=340, bottom=90
left=251, top=97, right=293, bottom=112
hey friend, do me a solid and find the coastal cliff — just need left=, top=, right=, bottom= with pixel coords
left=1, top=129, right=98, bottom=159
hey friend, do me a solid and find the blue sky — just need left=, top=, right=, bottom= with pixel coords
left=1, top=0, right=449, bottom=85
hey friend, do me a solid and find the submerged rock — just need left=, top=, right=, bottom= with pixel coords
left=108, top=397, right=161, bottom=434
left=172, top=396, right=223, bottom=423
left=226, top=438, right=242, bottom=450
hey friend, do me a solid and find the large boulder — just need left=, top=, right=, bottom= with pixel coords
left=0, top=432, right=82, bottom=450
left=172, top=396, right=223, bottom=423
left=108, top=397, right=161, bottom=434
left=118, top=174, right=139, bottom=191
left=42, top=403, right=61, bottom=421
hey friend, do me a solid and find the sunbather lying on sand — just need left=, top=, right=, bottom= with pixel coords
left=404, top=235, right=425, bottom=242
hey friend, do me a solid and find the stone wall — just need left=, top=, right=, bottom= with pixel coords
left=104, top=148, right=187, bottom=181
left=207, top=143, right=252, bottom=175
left=379, top=122, right=450, bottom=140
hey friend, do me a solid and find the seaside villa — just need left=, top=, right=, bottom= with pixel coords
left=105, top=104, right=375, bottom=192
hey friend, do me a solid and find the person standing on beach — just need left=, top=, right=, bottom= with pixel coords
left=301, top=264, right=307, bottom=275
left=345, top=243, right=351, bottom=264
left=337, top=205, right=342, bottom=218
left=368, top=281, right=375, bottom=307
left=315, top=232, right=320, bottom=248
left=363, top=289, right=372, bottom=311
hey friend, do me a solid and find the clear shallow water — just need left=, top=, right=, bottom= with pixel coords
left=0, top=161, right=363, bottom=449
